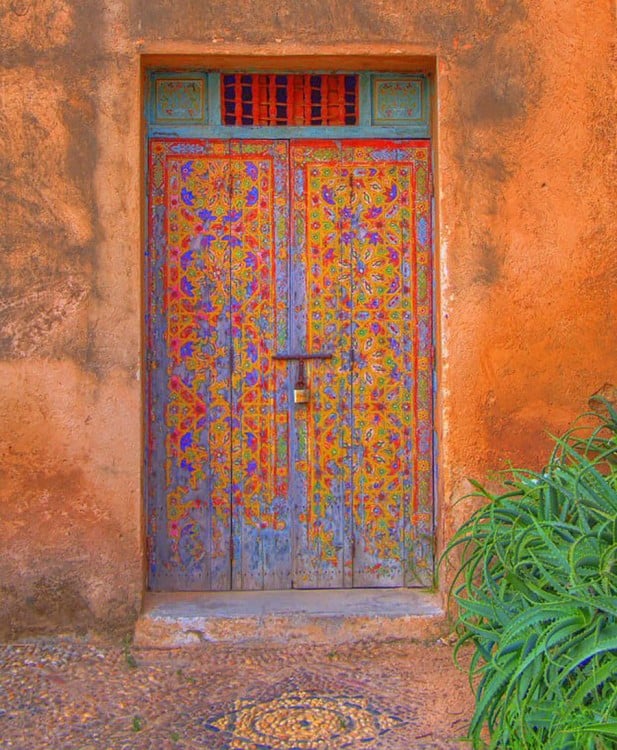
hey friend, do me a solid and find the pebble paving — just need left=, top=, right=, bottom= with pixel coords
left=0, top=637, right=473, bottom=749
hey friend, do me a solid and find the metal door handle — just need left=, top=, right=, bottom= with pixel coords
left=272, top=352, right=332, bottom=405
left=272, top=351, right=333, bottom=361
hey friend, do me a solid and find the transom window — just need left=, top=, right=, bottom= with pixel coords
left=221, top=74, right=359, bottom=126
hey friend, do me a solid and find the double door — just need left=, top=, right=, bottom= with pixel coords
left=146, top=138, right=433, bottom=590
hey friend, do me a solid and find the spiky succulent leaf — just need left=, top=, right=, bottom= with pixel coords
left=443, top=402, right=617, bottom=748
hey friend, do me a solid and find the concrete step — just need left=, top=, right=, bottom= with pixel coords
left=134, top=588, right=447, bottom=648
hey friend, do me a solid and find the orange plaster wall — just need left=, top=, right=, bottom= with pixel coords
left=0, top=0, right=615, bottom=636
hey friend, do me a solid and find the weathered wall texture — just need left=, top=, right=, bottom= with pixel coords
left=1, top=0, right=615, bottom=637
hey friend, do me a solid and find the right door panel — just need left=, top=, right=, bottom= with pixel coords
left=290, top=140, right=434, bottom=588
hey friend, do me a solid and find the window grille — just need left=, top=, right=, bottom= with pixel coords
left=221, top=74, right=359, bottom=126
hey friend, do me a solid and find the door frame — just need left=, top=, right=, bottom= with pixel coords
left=141, top=58, right=440, bottom=594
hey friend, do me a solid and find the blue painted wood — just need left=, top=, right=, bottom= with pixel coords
left=149, top=71, right=209, bottom=124
left=146, top=139, right=293, bottom=591
left=147, top=71, right=432, bottom=139
left=371, top=74, right=430, bottom=129
left=228, top=140, right=292, bottom=591
left=289, top=141, right=351, bottom=589
left=146, top=140, right=233, bottom=591
left=148, top=123, right=429, bottom=140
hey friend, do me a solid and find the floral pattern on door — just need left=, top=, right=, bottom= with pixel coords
left=147, top=140, right=290, bottom=590
left=146, top=138, right=433, bottom=590
left=290, top=141, right=433, bottom=587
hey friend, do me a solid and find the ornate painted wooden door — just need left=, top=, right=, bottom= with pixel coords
left=146, top=138, right=433, bottom=591
left=289, top=141, right=433, bottom=588
left=147, top=139, right=292, bottom=591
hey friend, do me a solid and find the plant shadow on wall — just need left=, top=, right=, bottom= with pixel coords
left=442, top=397, right=617, bottom=749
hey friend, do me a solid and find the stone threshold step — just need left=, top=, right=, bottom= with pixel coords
left=134, top=588, right=446, bottom=648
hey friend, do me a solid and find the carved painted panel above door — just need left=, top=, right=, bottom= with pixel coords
left=146, top=71, right=431, bottom=139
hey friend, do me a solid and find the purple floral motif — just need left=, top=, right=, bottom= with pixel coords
left=321, top=186, right=335, bottom=205
left=198, top=208, right=216, bottom=224
left=246, top=342, right=258, bottom=362
left=246, top=186, right=258, bottom=206
left=200, top=234, right=216, bottom=249
left=385, top=183, right=398, bottom=202
left=181, top=187, right=195, bottom=206
left=222, top=234, right=242, bottom=247
left=389, top=338, right=401, bottom=355
left=417, top=217, right=429, bottom=245
left=181, top=277, right=195, bottom=297
left=208, top=406, right=224, bottom=421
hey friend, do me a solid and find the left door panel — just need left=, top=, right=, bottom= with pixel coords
left=146, top=139, right=290, bottom=591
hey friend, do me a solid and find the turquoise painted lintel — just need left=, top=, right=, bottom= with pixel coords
left=147, top=124, right=429, bottom=140
left=208, top=72, right=222, bottom=127
left=146, top=70, right=432, bottom=138
left=149, top=71, right=209, bottom=125
left=370, top=74, right=430, bottom=130
left=358, top=72, right=372, bottom=128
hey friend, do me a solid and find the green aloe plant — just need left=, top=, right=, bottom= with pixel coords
left=444, top=399, right=617, bottom=749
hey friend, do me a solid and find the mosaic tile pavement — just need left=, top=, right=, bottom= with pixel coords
left=204, top=690, right=402, bottom=749
left=201, top=670, right=411, bottom=750
left=0, top=638, right=473, bottom=749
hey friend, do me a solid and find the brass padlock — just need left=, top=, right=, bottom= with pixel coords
left=294, top=360, right=310, bottom=404
left=294, top=387, right=310, bottom=404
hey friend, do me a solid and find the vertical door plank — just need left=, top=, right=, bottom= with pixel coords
left=405, top=144, right=434, bottom=586
left=346, top=142, right=409, bottom=587
left=146, top=139, right=234, bottom=591
left=230, top=140, right=291, bottom=590
left=344, top=140, right=434, bottom=587
left=290, top=141, right=350, bottom=588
